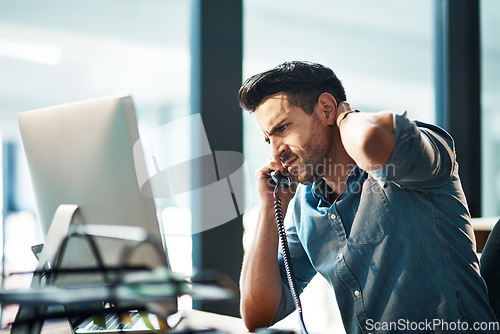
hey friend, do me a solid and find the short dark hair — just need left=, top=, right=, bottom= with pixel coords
left=238, top=61, right=346, bottom=114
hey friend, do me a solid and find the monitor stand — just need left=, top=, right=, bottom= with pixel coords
left=11, top=204, right=80, bottom=334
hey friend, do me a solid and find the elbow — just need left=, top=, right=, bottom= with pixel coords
left=240, top=295, right=278, bottom=331
left=357, top=125, right=395, bottom=172
left=242, top=314, right=274, bottom=332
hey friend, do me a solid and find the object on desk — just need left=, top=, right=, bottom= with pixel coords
left=10, top=220, right=177, bottom=334
left=1, top=269, right=235, bottom=306
left=255, top=328, right=298, bottom=334
left=72, top=309, right=184, bottom=333
left=73, top=310, right=161, bottom=333
left=3, top=223, right=236, bottom=334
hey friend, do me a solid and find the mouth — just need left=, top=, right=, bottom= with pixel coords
left=283, top=158, right=297, bottom=172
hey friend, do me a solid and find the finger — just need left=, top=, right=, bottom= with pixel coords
left=337, top=101, right=353, bottom=113
left=260, top=159, right=286, bottom=175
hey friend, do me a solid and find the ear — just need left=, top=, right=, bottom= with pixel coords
left=317, top=93, right=338, bottom=125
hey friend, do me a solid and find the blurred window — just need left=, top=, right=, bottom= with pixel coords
left=481, top=0, right=500, bottom=217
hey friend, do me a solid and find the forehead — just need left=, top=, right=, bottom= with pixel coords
left=254, top=93, right=296, bottom=131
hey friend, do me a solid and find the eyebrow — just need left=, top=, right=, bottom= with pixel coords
left=267, top=118, right=287, bottom=136
left=262, top=116, right=287, bottom=143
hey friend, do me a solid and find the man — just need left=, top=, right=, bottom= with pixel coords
left=238, top=61, right=498, bottom=333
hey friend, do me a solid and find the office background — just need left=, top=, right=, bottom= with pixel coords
left=0, top=0, right=498, bottom=333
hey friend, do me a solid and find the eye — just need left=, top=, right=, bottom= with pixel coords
left=278, top=124, right=288, bottom=133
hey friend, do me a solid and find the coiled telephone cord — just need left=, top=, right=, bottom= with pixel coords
left=273, top=184, right=309, bottom=334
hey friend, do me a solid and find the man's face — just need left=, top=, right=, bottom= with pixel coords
left=254, top=93, right=333, bottom=184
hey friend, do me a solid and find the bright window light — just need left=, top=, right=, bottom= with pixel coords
left=0, top=39, right=62, bottom=66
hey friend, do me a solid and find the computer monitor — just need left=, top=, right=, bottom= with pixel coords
left=17, top=95, right=170, bottom=278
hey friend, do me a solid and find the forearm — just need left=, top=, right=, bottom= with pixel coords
left=240, top=205, right=284, bottom=331
left=337, top=110, right=395, bottom=171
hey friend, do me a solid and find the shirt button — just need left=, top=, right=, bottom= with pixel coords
left=354, top=290, right=360, bottom=297
left=338, top=252, right=342, bottom=260
left=329, top=213, right=336, bottom=220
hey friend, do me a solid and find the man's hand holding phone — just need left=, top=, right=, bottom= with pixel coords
left=256, top=158, right=297, bottom=211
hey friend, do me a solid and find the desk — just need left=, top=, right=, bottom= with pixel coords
left=472, top=216, right=499, bottom=253
left=177, top=309, right=248, bottom=333
left=0, top=310, right=249, bottom=334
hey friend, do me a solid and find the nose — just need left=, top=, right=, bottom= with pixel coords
left=270, top=138, right=287, bottom=161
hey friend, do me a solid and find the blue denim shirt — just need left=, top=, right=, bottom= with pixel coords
left=275, top=113, right=498, bottom=333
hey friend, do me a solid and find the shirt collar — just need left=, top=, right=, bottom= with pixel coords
left=311, top=166, right=363, bottom=201
left=312, top=178, right=333, bottom=201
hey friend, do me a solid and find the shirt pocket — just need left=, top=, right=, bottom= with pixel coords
left=349, top=177, right=396, bottom=244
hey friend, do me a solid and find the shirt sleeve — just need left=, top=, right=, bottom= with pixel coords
left=274, top=196, right=317, bottom=323
left=370, top=112, right=456, bottom=190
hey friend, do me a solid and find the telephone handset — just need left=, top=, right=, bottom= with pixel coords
left=271, top=170, right=309, bottom=334
left=271, top=170, right=291, bottom=188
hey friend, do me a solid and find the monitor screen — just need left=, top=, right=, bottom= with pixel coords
left=17, top=95, right=170, bottom=277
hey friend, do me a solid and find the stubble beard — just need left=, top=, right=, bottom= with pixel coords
left=291, top=130, right=332, bottom=185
